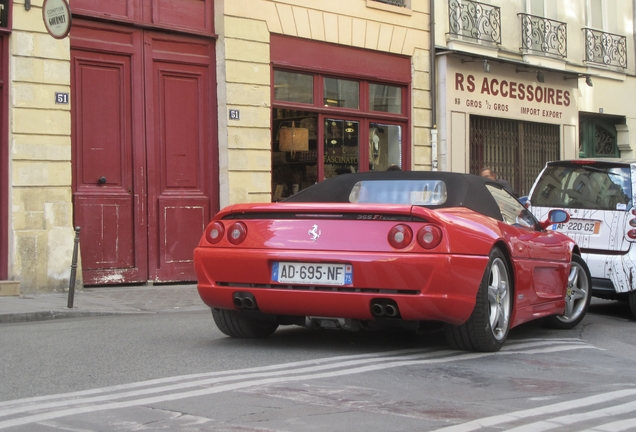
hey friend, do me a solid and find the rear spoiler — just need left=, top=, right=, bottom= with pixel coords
left=215, top=203, right=448, bottom=225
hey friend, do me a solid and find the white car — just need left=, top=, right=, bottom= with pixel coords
left=527, top=158, right=636, bottom=317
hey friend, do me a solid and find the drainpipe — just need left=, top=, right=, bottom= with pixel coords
left=429, top=0, right=438, bottom=171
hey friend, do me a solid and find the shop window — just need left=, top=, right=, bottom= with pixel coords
left=324, top=119, right=359, bottom=177
left=369, top=123, right=403, bottom=170
left=324, top=78, right=359, bottom=109
left=272, top=68, right=407, bottom=201
left=0, top=0, right=9, bottom=29
left=274, top=71, right=313, bottom=104
left=370, top=84, right=402, bottom=113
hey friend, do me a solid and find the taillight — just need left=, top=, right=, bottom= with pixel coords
left=227, top=222, right=247, bottom=245
left=206, top=221, right=225, bottom=244
left=629, top=209, right=636, bottom=240
left=388, top=224, right=413, bottom=249
left=417, top=225, right=443, bottom=249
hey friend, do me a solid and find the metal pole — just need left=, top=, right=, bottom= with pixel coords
left=67, top=226, right=80, bottom=309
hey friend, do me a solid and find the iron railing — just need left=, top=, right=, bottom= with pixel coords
left=583, top=28, right=627, bottom=68
left=372, top=0, right=406, bottom=7
left=448, top=0, right=501, bottom=45
left=518, top=13, right=567, bottom=58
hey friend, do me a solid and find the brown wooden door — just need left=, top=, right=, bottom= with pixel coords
left=71, top=22, right=217, bottom=285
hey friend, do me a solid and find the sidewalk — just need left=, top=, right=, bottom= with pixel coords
left=0, top=284, right=209, bottom=324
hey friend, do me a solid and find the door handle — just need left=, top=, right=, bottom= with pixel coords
left=98, top=176, right=107, bottom=185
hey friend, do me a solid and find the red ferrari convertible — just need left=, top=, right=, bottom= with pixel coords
left=194, top=171, right=592, bottom=352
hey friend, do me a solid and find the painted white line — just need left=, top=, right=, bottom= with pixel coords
left=0, top=347, right=431, bottom=409
left=0, top=349, right=460, bottom=418
left=0, top=341, right=594, bottom=430
left=433, top=388, right=636, bottom=432
left=580, top=416, right=636, bottom=432
left=506, top=399, right=636, bottom=432
left=0, top=339, right=583, bottom=417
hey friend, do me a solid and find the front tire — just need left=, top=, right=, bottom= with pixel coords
left=445, top=248, right=512, bottom=352
left=545, top=254, right=592, bottom=329
left=212, top=308, right=279, bottom=338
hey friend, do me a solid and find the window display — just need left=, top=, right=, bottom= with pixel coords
left=271, top=70, right=407, bottom=201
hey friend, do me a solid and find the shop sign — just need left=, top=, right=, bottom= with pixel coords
left=42, top=0, right=71, bottom=39
left=449, top=68, right=577, bottom=124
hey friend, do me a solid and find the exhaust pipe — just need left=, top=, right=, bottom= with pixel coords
left=384, top=303, right=398, bottom=317
left=232, top=292, right=258, bottom=310
left=370, top=299, right=400, bottom=318
left=371, top=303, right=385, bottom=317
left=233, top=296, right=245, bottom=308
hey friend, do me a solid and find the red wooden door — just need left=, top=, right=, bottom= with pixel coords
left=144, top=33, right=215, bottom=281
left=71, top=23, right=147, bottom=285
left=71, top=22, right=217, bottom=285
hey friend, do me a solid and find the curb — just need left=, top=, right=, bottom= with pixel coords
left=0, top=310, right=145, bottom=324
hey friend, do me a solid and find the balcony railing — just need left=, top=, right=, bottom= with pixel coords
left=448, top=0, right=501, bottom=45
left=583, top=28, right=627, bottom=68
left=518, top=14, right=567, bottom=58
left=372, top=0, right=406, bottom=7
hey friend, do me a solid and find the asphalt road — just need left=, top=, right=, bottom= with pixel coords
left=1, top=299, right=635, bottom=431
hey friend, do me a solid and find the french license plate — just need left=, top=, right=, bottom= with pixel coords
left=272, top=262, right=353, bottom=285
left=551, top=219, right=601, bottom=234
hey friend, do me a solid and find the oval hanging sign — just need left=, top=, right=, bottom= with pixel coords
left=42, top=0, right=72, bottom=39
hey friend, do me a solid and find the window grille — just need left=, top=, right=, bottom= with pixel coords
left=583, top=28, right=627, bottom=68
left=448, top=0, right=501, bottom=45
left=518, top=14, right=567, bottom=58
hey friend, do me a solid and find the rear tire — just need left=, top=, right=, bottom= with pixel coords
left=545, top=254, right=592, bottom=329
left=445, top=248, right=512, bottom=352
left=628, top=291, right=636, bottom=319
left=212, top=308, right=279, bottom=338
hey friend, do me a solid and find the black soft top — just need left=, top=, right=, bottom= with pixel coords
left=285, top=171, right=504, bottom=220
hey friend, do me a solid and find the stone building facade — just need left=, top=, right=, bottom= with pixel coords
left=0, top=0, right=434, bottom=293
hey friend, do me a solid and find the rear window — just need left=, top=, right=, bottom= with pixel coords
left=349, top=180, right=448, bottom=205
left=530, top=164, right=632, bottom=211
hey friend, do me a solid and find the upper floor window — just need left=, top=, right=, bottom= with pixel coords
left=582, top=0, right=626, bottom=69
left=530, top=0, right=544, bottom=16
left=520, top=0, right=567, bottom=58
left=589, top=0, right=604, bottom=29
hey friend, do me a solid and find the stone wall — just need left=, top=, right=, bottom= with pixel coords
left=10, top=0, right=75, bottom=293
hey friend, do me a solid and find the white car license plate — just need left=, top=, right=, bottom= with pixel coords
left=551, top=219, right=601, bottom=235
left=272, top=262, right=353, bottom=285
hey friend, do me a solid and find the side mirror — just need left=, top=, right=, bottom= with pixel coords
left=539, top=209, right=570, bottom=229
